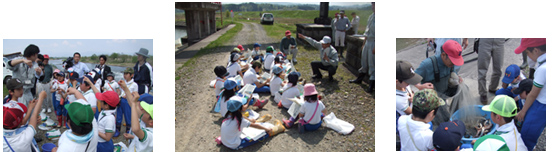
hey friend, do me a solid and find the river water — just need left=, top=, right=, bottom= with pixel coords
left=175, top=27, right=187, bottom=45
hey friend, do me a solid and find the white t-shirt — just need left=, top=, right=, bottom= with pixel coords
left=214, top=77, right=225, bottom=96
left=496, top=121, right=528, bottom=151
left=221, top=116, right=251, bottom=149
left=264, top=53, right=275, bottom=70
left=299, top=100, right=325, bottom=124
left=97, top=109, right=116, bottom=143
left=270, top=76, right=283, bottom=96
left=396, top=89, right=410, bottom=116
left=94, top=79, right=102, bottom=92
left=397, top=115, right=434, bottom=151
left=281, top=84, right=301, bottom=109
left=251, top=49, right=264, bottom=58
left=3, top=126, right=36, bottom=152
left=120, top=79, right=139, bottom=98
left=534, top=54, right=546, bottom=104
left=127, top=127, right=153, bottom=152
left=82, top=89, right=97, bottom=112
left=103, top=80, right=120, bottom=94
left=510, top=71, right=526, bottom=88
left=227, top=62, right=241, bottom=78
left=219, top=97, right=230, bottom=117
left=242, top=68, right=258, bottom=85
left=52, top=80, right=69, bottom=101
left=57, top=112, right=99, bottom=152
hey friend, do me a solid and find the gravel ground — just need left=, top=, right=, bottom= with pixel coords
left=175, top=22, right=375, bottom=152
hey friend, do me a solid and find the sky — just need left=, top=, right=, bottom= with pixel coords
left=3, top=39, right=153, bottom=57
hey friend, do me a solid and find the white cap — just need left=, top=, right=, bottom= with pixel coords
left=320, top=36, right=332, bottom=44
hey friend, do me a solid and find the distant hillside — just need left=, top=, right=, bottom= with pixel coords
left=222, top=2, right=371, bottom=12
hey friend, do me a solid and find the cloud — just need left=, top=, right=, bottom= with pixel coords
left=111, top=39, right=127, bottom=43
left=62, top=40, right=69, bottom=45
left=77, top=41, right=82, bottom=46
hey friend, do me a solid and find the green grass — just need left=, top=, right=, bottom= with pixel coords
left=3, top=86, right=7, bottom=98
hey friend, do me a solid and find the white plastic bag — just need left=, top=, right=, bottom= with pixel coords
left=209, top=79, right=216, bottom=88
left=323, top=112, right=354, bottom=135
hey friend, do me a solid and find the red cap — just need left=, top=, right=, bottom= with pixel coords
left=43, top=54, right=50, bottom=59
left=3, top=102, right=28, bottom=129
left=443, top=40, right=464, bottom=66
left=515, top=38, right=546, bottom=54
left=285, top=30, right=291, bottom=36
left=95, top=91, right=120, bottom=107
left=237, top=45, right=244, bottom=51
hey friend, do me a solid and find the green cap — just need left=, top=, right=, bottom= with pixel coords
left=64, top=99, right=94, bottom=126
left=140, top=101, right=153, bottom=119
left=412, top=89, right=445, bottom=112
left=482, top=95, right=517, bottom=117
left=473, top=135, right=510, bottom=151
left=266, top=46, right=274, bottom=52
left=124, top=67, right=134, bottom=74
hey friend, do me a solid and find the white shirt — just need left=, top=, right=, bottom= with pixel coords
left=281, top=84, right=301, bottom=109
left=221, top=116, right=251, bottom=149
left=214, top=77, right=225, bottom=96
left=227, top=62, right=241, bottom=78
left=534, top=54, right=546, bottom=104
left=52, top=80, right=69, bottom=101
left=495, top=121, right=528, bottom=151
left=97, top=109, right=116, bottom=143
left=3, top=126, right=36, bottom=152
left=94, top=79, right=102, bottom=92
left=120, top=79, right=139, bottom=97
left=242, top=68, right=258, bottom=85
left=251, top=49, right=264, bottom=58
left=103, top=80, right=120, bottom=94
left=127, top=127, right=153, bottom=152
left=299, top=100, right=325, bottom=124
left=351, top=15, right=360, bottom=25
left=264, top=53, right=275, bottom=70
left=396, top=89, right=410, bottom=116
left=82, top=89, right=97, bottom=112
left=270, top=76, right=283, bottom=96
left=57, top=112, right=99, bottom=152
left=397, top=115, right=434, bottom=151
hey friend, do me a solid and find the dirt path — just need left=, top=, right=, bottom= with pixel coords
left=175, top=22, right=374, bottom=152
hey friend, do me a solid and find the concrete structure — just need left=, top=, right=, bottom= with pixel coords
left=345, top=35, right=365, bottom=71
left=175, top=2, right=220, bottom=45
left=297, top=2, right=332, bottom=45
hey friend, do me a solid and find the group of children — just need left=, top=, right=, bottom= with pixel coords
left=4, top=66, right=154, bottom=152
left=213, top=43, right=328, bottom=150
left=396, top=38, right=546, bottom=151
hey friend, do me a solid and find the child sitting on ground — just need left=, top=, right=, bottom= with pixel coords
left=220, top=96, right=285, bottom=150
left=51, top=72, right=69, bottom=128
left=264, top=46, right=276, bottom=72
left=3, top=79, right=46, bottom=152
left=243, top=61, right=271, bottom=93
left=481, top=95, right=527, bottom=151
left=213, top=66, right=229, bottom=97
left=227, top=53, right=244, bottom=78
left=398, top=89, right=444, bottom=151
left=119, top=80, right=154, bottom=152
left=103, top=72, right=121, bottom=95
left=270, top=66, right=287, bottom=99
left=432, top=120, right=465, bottom=151
left=278, top=72, right=301, bottom=109
left=218, top=78, right=267, bottom=117
left=282, top=83, right=327, bottom=132
left=251, top=43, right=264, bottom=62
left=83, top=76, right=120, bottom=152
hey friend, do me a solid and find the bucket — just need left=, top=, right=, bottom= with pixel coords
left=450, top=105, right=497, bottom=144
left=42, top=143, right=56, bottom=152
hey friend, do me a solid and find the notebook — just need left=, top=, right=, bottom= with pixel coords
left=240, top=122, right=274, bottom=141
left=287, top=97, right=305, bottom=117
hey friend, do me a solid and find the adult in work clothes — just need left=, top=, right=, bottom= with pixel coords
left=334, top=10, right=351, bottom=58
left=37, top=54, right=53, bottom=112
left=350, top=2, right=375, bottom=92
left=280, top=30, right=299, bottom=63
left=298, top=34, right=339, bottom=82
left=477, top=38, right=505, bottom=104
left=134, top=48, right=153, bottom=94
left=6, top=44, right=43, bottom=106
left=95, top=55, right=112, bottom=92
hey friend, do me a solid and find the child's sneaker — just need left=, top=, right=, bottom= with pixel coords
left=114, top=129, right=120, bottom=137
left=282, top=118, right=293, bottom=128
left=254, top=99, right=268, bottom=109
left=215, top=136, right=222, bottom=145
left=278, top=101, right=283, bottom=108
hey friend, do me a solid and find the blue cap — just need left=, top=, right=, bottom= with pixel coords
left=77, top=75, right=94, bottom=85
left=502, top=64, right=520, bottom=84
left=288, top=72, right=300, bottom=84
left=57, top=72, right=65, bottom=77
left=227, top=96, right=247, bottom=112
left=139, top=93, right=153, bottom=104
left=433, top=120, right=466, bottom=151
left=253, top=43, right=261, bottom=48
left=224, top=78, right=237, bottom=90
left=273, top=66, right=283, bottom=75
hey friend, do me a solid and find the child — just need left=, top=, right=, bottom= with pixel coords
left=282, top=83, right=327, bottom=132
left=103, top=72, right=121, bottom=95
left=264, top=46, right=276, bottom=72
left=269, top=66, right=286, bottom=97
left=472, top=135, right=510, bottom=151
left=481, top=95, right=527, bottom=151
left=227, top=53, right=244, bottom=78
left=219, top=79, right=266, bottom=117
left=514, top=38, right=546, bottom=150
left=512, top=79, right=533, bottom=109
left=220, top=96, right=284, bottom=150
left=432, top=120, right=465, bottom=151
left=251, top=43, right=264, bottom=62
left=84, top=76, right=120, bottom=152
left=396, top=60, right=422, bottom=117
left=78, top=75, right=98, bottom=115
left=118, top=79, right=153, bottom=152
left=53, top=87, right=99, bottom=152
left=243, top=61, right=271, bottom=93
left=397, top=89, right=444, bottom=151
left=213, top=66, right=229, bottom=96
left=278, top=72, right=301, bottom=109
left=67, top=71, right=80, bottom=103
left=3, top=79, right=46, bottom=152
left=115, top=67, right=139, bottom=137
left=51, top=72, right=69, bottom=128
left=495, top=64, right=526, bottom=99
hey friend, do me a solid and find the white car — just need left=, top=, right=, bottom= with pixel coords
left=3, top=57, right=13, bottom=84
left=260, top=13, right=274, bottom=25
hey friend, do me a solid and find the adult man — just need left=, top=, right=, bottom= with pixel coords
left=280, top=30, right=298, bottom=63
left=331, top=13, right=339, bottom=46
left=334, top=10, right=351, bottom=58
left=72, top=52, right=90, bottom=78
left=36, top=54, right=53, bottom=113
left=6, top=44, right=43, bottom=105
left=350, top=2, right=375, bottom=92
left=350, top=12, right=360, bottom=34
left=415, top=40, right=464, bottom=97
left=477, top=38, right=505, bottom=104
left=133, top=48, right=153, bottom=94
left=298, top=34, right=339, bottom=82
left=95, top=55, right=112, bottom=92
